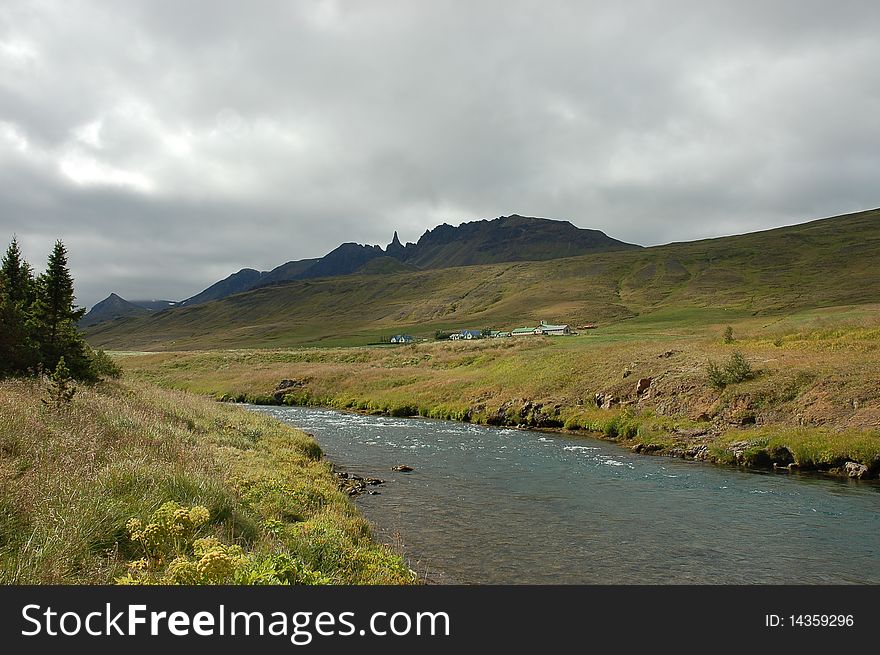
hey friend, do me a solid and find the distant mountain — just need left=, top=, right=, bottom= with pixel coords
left=180, top=268, right=266, bottom=307
left=295, top=243, right=386, bottom=279
left=255, top=258, right=320, bottom=288
left=135, top=214, right=639, bottom=309
left=387, top=214, right=639, bottom=268
left=79, top=293, right=177, bottom=328
left=357, top=256, right=418, bottom=275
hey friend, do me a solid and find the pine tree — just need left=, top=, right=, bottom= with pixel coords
left=30, top=240, right=92, bottom=379
left=1, top=237, right=33, bottom=304
left=0, top=238, right=37, bottom=375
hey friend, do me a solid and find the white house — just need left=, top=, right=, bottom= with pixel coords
left=535, top=321, right=572, bottom=336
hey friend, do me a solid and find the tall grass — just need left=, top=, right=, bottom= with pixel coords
left=0, top=378, right=412, bottom=584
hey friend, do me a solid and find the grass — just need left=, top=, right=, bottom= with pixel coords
left=85, top=208, right=880, bottom=351
left=116, top=303, right=880, bottom=479
left=0, top=377, right=413, bottom=584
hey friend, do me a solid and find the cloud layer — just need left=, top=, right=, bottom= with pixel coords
left=1, top=1, right=878, bottom=307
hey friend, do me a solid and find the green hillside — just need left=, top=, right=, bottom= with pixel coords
left=86, top=208, right=880, bottom=350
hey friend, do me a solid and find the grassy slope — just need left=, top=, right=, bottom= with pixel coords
left=0, top=378, right=412, bottom=584
left=86, top=208, right=880, bottom=350
left=118, top=302, right=880, bottom=477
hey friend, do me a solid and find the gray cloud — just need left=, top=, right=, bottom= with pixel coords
left=1, top=0, right=878, bottom=308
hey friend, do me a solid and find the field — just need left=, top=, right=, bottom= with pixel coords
left=118, top=302, right=880, bottom=478
left=0, top=378, right=413, bottom=584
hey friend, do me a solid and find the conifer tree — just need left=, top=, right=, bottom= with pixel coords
left=0, top=237, right=33, bottom=304
left=30, top=240, right=92, bottom=379
left=0, top=238, right=36, bottom=375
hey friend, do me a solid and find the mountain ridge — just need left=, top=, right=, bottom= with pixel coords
left=84, top=208, right=880, bottom=349
left=88, top=214, right=638, bottom=321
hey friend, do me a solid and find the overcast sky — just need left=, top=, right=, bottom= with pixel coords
left=1, top=1, right=879, bottom=308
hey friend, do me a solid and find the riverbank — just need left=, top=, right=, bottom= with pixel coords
left=250, top=394, right=880, bottom=483
left=116, top=308, right=880, bottom=481
left=0, top=378, right=413, bottom=584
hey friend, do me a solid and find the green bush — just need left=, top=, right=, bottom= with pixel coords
left=707, top=360, right=726, bottom=390
left=90, top=349, right=123, bottom=379
left=707, top=350, right=755, bottom=389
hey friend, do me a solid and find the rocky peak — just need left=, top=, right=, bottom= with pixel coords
left=386, top=230, right=406, bottom=258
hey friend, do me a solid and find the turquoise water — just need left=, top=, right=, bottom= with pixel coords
left=252, top=406, right=880, bottom=584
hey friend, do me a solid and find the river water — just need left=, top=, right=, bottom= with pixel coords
left=251, top=405, right=880, bottom=584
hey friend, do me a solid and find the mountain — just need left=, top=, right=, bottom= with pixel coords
left=294, top=243, right=385, bottom=279
left=357, top=256, right=418, bottom=275
left=387, top=214, right=639, bottom=268
left=178, top=214, right=638, bottom=305
left=180, top=268, right=266, bottom=307
left=254, top=258, right=320, bottom=288
left=84, top=208, right=880, bottom=350
left=79, top=293, right=177, bottom=328
left=385, top=231, right=406, bottom=259
left=130, top=299, right=177, bottom=312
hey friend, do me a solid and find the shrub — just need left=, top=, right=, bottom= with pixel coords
left=125, top=501, right=212, bottom=561
left=725, top=351, right=753, bottom=383
left=42, top=356, right=76, bottom=407
left=707, top=360, right=726, bottom=390
left=723, top=325, right=735, bottom=344
left=90, top=349, right=123, bottom=379
left=707, top=350, right=755, bottom=390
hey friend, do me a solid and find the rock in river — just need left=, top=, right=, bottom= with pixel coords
left=845, top=461, right=869, bottom=479
left=392, top=465, right=414, bottom=472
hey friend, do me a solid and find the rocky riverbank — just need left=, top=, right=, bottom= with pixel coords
left=270, top=379, right=879, bottom=482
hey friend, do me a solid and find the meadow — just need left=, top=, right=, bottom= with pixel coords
left=0, top=378, right=413, bottom=584
left=118, top=303, right=880, bottom=479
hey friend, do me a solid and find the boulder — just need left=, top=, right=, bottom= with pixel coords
left=392, top=465, right=414, bottom=472
left=728, top=440, right=750, bottom=463
left=845, top=461, right=869, bottom=479
left=595, top=393, right=619, bottom=410
left=636, top=377, right=652, bottom=395
left=272, top=378, right=308, bottom=402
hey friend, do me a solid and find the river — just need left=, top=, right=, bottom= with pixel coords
left=251, top=405, right=880, bottom=584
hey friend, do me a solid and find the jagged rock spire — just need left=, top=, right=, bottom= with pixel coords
left=386, top=230, right=406, bottom=258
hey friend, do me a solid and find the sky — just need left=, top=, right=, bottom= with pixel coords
left=1, top=1, right=879, bottom=309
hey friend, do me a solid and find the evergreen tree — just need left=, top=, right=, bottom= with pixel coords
left=0, top=238, right=36, bottom=375
left=1, top=237, right=33, bottom=304
left=30, top=240, right=92, bottom=379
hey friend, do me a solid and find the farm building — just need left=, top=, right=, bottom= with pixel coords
left=390, top=334, right=414, bottom=343
left=449, top=329, right=482, bottom=340
left=536, top=321, right=572, bottom=336
left=511, top=326, right=538, bottom=336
